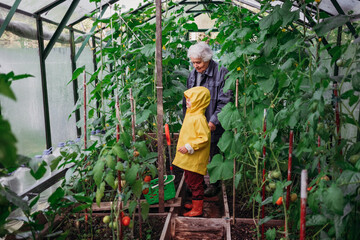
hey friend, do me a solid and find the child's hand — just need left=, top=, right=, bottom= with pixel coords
left=178, top=146, right=188, bottom=154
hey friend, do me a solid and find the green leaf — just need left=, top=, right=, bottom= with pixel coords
left=279, top=1, right=299, bottom=26
left=96, top=182, right=105, bottom=207
left=128, top=200, right=137, bottom=216
left=140, top=44, right=155, bottom=57
left=272, top=181, right=283, bottom=204
left=259, top=7, right=281, bottom=30
left=0, top=80, right=16, bottom=100
left=125, top=164, right=139, bottom=185
left=235, top=165, right=243, bottom=189
left=217, top=131, right=242, bottom=155
left=183, top=22, right=198, bottom=31
left=314, top=15, right=350, bottom=36
left=323, top=184, right=345, bottom=215
left=71, top=65, right=85, bottom=81
left=349, top=95, right=359, bottom=107
left=72, top=203, right=91, bottom=213
left=218, top=102, right=240, bottom=130
left=136, top=109, right=152, bottom=125
left=134, top=141, right=149, bottom=157
left=120, top=132, right=131, bottom=148
left=30, top=161, right=47, bottom=180
left=106, top=155, right=116, bottom=170
left=11, top=74, right=33, bottom=81
left=105, top=171, right=115, bottom=189
left=132, top=180, right=143, bottom=198
left=270, top=129, right=278, bottom=143
left=112, top=144, right=128, bottom=160
left=265, top=227, right=276, bottom=240
left=337, top=170, right=360, bottom=195
left=264, top=36, right=277, bottom=57
left=207, top=154, right=233, bottom=183
left=307, top=214, right=328, bottom=226
left=29, top=195, right=40, bottom=209
left=257, top=76, right=275, bottom=93
left=50, top=156, right=63, bottom=171
left=93, top=159, right=105, bottom=186
left=141, top=202, right=150, bottom=220
left=0, top=188, right=29, bottom=212
left=260, top=197, right=273, bottom=207
left=48, top=187, right=65, bottom=207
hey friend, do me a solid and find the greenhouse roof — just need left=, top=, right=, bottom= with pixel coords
left=0, top=0, right=359, bottom=29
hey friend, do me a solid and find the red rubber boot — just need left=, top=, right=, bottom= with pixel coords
left=183, top=200, right=203, bottom=217
left=184, top=203, right=193, bottom=209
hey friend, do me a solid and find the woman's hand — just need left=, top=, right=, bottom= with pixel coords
left=208, top=121, right=216, bottom=131
left=178, top=146, right=188, bottom=154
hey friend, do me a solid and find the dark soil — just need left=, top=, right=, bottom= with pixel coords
left=231, top=222, right=279, bottom=240
left=52, top=214, right=166, bottom=240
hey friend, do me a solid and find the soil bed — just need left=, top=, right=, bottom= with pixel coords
left=231, top=222, right=278, bottom=240
left=53, top=215, right=166, bottom=240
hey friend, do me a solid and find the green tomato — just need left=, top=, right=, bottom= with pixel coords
left=311, top=102, right=318, bottom=113
left=271, top=171, right=281, bottom=179
left=336, top=59, right=344, bottom=67
left=103, top=215, right=111, bottom=224
left=349, top=154, right=360, bottom=164
left=137, top=129, right=144, bottom=137
left=269, top=182, right=276, bottom=190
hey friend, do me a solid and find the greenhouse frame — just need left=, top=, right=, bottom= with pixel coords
left=1, top=0, right=360, bottom=239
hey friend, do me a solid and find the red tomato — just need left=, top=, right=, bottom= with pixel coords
left=144, top=176, right=151, bottom=183
left=122, top=216, right=131, bottom=226
left=142, top=188, right=149, bottom=195
left=276, top=196, right=283, bottom=206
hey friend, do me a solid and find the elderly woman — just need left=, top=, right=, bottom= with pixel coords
left=182, top=41, right=232, bottom=197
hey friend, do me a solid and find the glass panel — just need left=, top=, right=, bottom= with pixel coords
left=46, top=47, right=77, bottom=147
left=75, top=45, right=96, bottom=140
left=0, top=13, right=46, bottom=157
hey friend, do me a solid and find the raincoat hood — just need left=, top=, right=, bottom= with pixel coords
left=184, top=87, right=210, bottom=115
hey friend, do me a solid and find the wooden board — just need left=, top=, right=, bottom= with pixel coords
left=173, top=217, right=225, bottom=240
left=235, top=218, right=285, bottom=227
left=174, top=231, right=223, bottom=240
left=92, top=197, right=181, bottom=212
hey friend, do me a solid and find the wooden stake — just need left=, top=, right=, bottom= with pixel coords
left=286, top=130, right=293, bottom=210
left=232, top=79, right=239, bottom=225
left=116, top=94, right=123, bottom=240
left=300, top=170, right=308, bottom=240
left=83, top=72, right=89, bottom=229
left=155, top=0, right=165, bottom=213
left=261, top=109, right=267, bottom=240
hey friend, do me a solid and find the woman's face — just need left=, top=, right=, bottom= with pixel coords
left=190, top=57, right=210, bottom=74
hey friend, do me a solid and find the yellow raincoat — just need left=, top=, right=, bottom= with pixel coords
left=172, top=87, right=211, bottom=175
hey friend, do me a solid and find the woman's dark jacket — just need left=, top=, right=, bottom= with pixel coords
left=183, top=59, right=232, bottom=143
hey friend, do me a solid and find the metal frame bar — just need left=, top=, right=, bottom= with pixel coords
left=330, top=0, right=358, bottom=38
left=70, top=29, right=81, bottom=137
left=36, top=16, right=52, bottom=149
left=144, top=0, right=197, bottom=23
left=43, top=0, right=80, bottom=60
left=0, top=2, right=85, bottom=35
left=0, top=0, right=22, bottom=38
left=91, top=36, right=100, bottom=117
left=69, top=0, right=120, bottom=26
left=34, top=0, right=67, bottom=15
left=74, top=5, right=108, bottom=62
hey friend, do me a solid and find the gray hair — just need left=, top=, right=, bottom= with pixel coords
left=187, top=42, right=213, bottom=62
